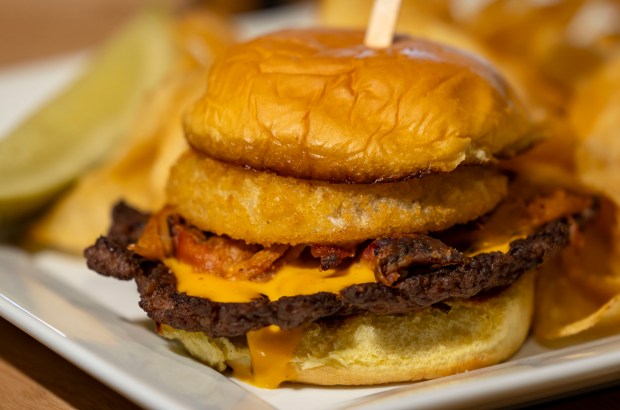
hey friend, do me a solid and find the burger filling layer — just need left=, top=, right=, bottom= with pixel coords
left=85, top=186, right=595, bottom=387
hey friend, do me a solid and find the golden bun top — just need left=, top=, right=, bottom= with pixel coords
left=185, top=29, right=538, bottom=183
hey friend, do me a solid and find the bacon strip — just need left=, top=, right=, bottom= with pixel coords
left=132, top=211, right=289, bottom=281
left=130, top=210, right=174, bottom=260
left=227, top=244, right=290, bottom=281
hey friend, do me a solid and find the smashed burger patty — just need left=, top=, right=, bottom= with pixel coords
left=86, top=196, right=594, bottom=338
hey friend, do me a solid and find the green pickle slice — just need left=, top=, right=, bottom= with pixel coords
left=0, top=9, right=174, bottom=227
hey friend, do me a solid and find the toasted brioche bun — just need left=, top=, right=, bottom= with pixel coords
left=158, top=270, right=534, bottom=385
left=185, top=29, right=538, bottom=183
left=166, top=151, right=508, bottom=245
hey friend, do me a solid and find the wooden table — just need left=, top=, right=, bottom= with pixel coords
left=2, top=315, right=619, bottom=409
left=0, top=318, right=141, bottom=409
left=1, top=1, right=619, bottom=408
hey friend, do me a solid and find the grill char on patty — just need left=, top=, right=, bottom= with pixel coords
left=84, top=201, right=594, bottom=338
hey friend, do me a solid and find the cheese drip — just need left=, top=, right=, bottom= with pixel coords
left=162, top=259, right=374, bottom=387
left=164, top=233, right=523, bottom=388
left=165, top=259, right=376, bottom=303
left=243, top=325, right=303, bottom=389
left=465, top=237, right=515, bottom=256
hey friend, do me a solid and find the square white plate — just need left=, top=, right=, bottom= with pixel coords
left=1, top=3, right=619, bottom=409
left=1, top=247, right=620, bottom=410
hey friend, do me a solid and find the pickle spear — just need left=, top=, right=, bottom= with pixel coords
left=0, top=9, right=174, bottom=228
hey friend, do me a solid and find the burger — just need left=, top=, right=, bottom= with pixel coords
left=85, top=29, right=595, bottom=388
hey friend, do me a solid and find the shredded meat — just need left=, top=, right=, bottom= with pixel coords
left=226, top=244, right=290, bottom=282
left=131, top=211, right=290, bottom=281
left=362, top=234, right=464, bottom=286
left=310, top=244, right=357, bottom=270
left=172, top=222, right=259, bottom=277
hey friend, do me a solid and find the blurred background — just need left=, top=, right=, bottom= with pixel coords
left=0, top=0, right=307, bottom=65
left=3, top=0, right=619, bottom=138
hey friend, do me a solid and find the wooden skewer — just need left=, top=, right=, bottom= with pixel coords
left=364, top=0, right=403, bottom=49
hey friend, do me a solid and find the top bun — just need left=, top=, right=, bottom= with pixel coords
left=185, top=29, right=538, bottom=183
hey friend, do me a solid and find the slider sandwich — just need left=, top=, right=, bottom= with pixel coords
left=86, top=29, right=595, bottom=388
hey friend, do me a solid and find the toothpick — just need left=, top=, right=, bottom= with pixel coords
left=364, top=0, right=402, bottom=49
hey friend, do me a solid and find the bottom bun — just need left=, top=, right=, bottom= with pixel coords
left=158, top=271, right=535, bottom=386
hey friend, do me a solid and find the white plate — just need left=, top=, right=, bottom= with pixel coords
left=1, top=247, right=620, bottom=410
left=2, top=4, right=620, bottom=409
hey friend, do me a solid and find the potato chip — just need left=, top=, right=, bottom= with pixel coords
left=29, top=10, right=234, bottom=254
left=573, top=53, right=620, bottom=200
left=532, top=210, right=620, bottom=338
left=29, top=73, right=199, bottom=253
left=531, top=52, right=620, bottom=341
left=535, top=242, right=620, bottom=341
left=451, top=0, right=620, bottom=88
left=533, top=201, right=620, bottom=341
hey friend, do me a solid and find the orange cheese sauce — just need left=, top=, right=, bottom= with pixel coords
left=243, top=325, right=304, bottom=389
left=164, top=259, right=376, bottom=303
left=465, top=239, right=513, bottom=256
left=164, top=259, right=375, bottom=388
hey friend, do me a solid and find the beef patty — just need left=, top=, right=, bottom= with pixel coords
left=85, top=201, right=594, bottom=338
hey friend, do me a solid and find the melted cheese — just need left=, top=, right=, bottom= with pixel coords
left=165, top=259, right=376, bottom=303
left=465, top=234, right=526, bottom=257
left=164, top=235, right=525, bottom=388
left=466, top=239, right=512, bottom=256
left=165, top=259, right=375, bottom=388
left=243, top=325, right=303, bottom=389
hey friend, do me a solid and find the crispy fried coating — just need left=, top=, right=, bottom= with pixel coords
left=166, top=151, right=508, bottom=246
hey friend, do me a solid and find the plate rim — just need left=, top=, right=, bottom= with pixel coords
left=1, top=246, right=620, bottom=410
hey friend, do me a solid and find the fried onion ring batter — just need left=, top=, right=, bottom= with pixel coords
left=166, top=151, right=508, bottom=245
